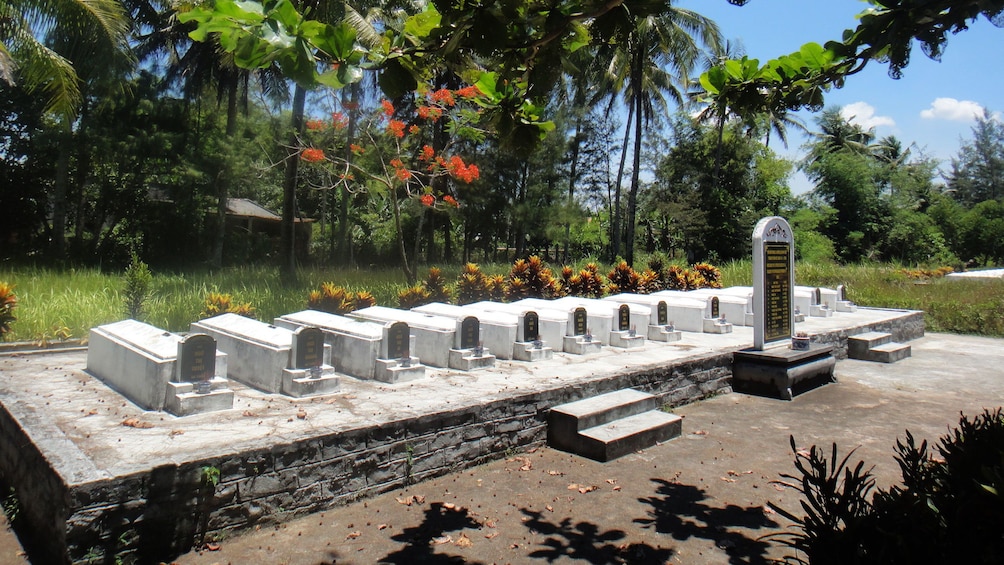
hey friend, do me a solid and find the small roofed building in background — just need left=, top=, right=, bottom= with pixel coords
left=224, top=198, right=313, bottom=261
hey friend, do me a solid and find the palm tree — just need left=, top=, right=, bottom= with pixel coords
left=2, top=0, right=132, bottom=258
left=597, top=4, right=722, bottom=265
left=0, top=0, right=130, bottom=119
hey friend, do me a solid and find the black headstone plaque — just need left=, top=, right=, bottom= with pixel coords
left=763, top=241, right=792, bottom=342
left=813, top=287, right=821, bottom=305
left=523, top=311, right=539, bottom=342
left=179, top=334, right=216, bottom=382
left=711, top=296, right=720, bottom=319
left=617, top=304, right=631, bottom=331
left=573, top=307, right=587, bottom=336
left=294, top=326, right=324, bottom=368
left=837, top=284, right=846, bottom=301
left=387, top=321, right=410, bottom=359
left=657, top=301, right=668, bottom=326
left=460, top=316, right=479, bottom=349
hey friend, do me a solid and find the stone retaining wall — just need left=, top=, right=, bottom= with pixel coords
left=0, top=312, right=921, bottom=564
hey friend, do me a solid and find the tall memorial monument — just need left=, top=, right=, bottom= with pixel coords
left=752, top=216, right=795, bottom=350
left=733, top=216, right=836, bottom=400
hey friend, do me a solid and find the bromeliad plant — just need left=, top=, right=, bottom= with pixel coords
left=0, top=282, right=17, bottom=339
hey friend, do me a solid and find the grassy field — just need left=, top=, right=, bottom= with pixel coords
left=1, top=260, right=1001, bottom=343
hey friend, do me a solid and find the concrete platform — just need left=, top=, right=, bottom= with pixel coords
left=0, top=307, right=923, bottom=564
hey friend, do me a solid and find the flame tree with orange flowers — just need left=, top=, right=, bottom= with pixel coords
left=297, top=85, right=484, bottom=284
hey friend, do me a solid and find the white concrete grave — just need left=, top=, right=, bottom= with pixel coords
left=274, top=310, right=424, bottom=384
left=87, top=319, right=233, bottom=416
left=795, top=286, right=835, bottom=317
left=413, top=302, right=553, bottom=362
left=709, top=286, right=757, bottom=326
left=191, top=313, right=340, bottom=397
left=549, top=297, right=645, bottom=348
left=835, top=284, right=857, bottom=312
left=603, top=294, right=682, bottom=341
left=349, top=306, right=495, bottom=370
left=653, top=291, right=733, bottom=334
left=684, top=289, right=752, bottom=326
left=511, top=298, right=603, bottom=355
left=471, top=301, right=567, bottom=353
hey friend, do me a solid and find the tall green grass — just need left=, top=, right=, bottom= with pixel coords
left=1, top=261, right=1001, bottom=342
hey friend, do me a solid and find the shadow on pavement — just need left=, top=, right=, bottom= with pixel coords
left=635, top=478, right=780, bottom=564
left=520, top=508, right=675, bottom=563
left=379, top=501, right=486, bottom=564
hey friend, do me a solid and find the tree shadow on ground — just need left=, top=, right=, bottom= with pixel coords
left=520, top=508, right=675, bottom=564
left=378, top=501, right=486, bottom=564
left=635, top=478, right=779, bottom=564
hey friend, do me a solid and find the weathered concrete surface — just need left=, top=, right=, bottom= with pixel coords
left=0, top=307, right=923, bottom=563
left=159, top=332, right=1004, bottom=565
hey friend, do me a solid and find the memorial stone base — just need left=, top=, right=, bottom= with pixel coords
left=609, top=330, right=645, bottom=349
left=164, top=378, right=235, bottom=416
left=281, top=365, right=340, bottom=397
left=374, top=357, right=425, bottom=383
left=513, top=341, right=554, bottom=361
left=647, top=326, right=682, bottom=342
left=562, top=335, right=603, bottom=355
left=703, top=318, right=733, bottom=334
left=810, top=304, right=833, bottom=317
left=448, top=348, right=496, bottom=370
left=732, top=344, right=837, bottom=401
left=836, top=300, right=857, bottom=313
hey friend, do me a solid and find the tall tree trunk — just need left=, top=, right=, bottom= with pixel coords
left=625, top=56, right=644, bottom=267
left=443, top=214, right=452, bottom=262
left=51, top=119, right=73, bottom=259
left=212, top=76, right=239, bottom=269
left=612, top=103, right=633, bottom=261
left=337, top=83, right=359, bottom=264
left=281, top=85, right=306, bottom=278
left=564, top=114, right=583, bottom=264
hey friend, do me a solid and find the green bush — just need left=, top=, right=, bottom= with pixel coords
left=770, top=408, right=1004, bottom=564
left=123, top=253, right=153, bottom=320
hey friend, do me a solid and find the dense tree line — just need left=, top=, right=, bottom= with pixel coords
left=1, top=0, right=1001, bottom=272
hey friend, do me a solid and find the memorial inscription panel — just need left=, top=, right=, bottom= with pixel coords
left=764, top=242, right=792, bottom=342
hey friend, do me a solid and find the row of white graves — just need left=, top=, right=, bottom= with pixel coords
left=85, top=243, right=852, bottom=415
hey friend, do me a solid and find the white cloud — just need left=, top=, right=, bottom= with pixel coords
left=920, top=98, right=986, bottom=121
left=840, top=102, right=896, bottom=130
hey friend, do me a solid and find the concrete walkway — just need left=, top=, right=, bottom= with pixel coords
left=5, top=332, right=1004, bottom=564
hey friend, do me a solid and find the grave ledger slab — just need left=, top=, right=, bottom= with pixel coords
left=274, top=310, right=424, bottom=383
left=350, top=306, right=495, bottom=370
left=87, top=319, right=233, bottom=416
left=191, top=313, right=340, bottom=397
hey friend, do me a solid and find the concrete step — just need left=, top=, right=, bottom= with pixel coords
left=848, top=332, right=892, bottom=360
left=548, top=390, right=683, bottom=461
left=866, top=342, right=912, bottom=363
left=577, top=411, right=683, bottom=462
left=550, top=389, right=659, bottom=432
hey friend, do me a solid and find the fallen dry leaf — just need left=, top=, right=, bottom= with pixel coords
left=377, top=523, right=388, bottom=530
left=85, top=409, right=98, bottom=416
left=121, top=418, right=154, bottom=429
left=578, top=485, right=598, bottom=494
left=567, top=483, right=579, bottom=490
left=547, top=470, right=564, bottom=476
left=545, top=505, right=553, bottom=512
left=485, top=532, right=499, bottom=539
left=605, top=479, right=617, bottom=485
left=396, top=497, right=412, bottom=506
left=763, top=505, right=776, bottom=515
left=693, top=430, right=708, bottom=435
left=204, top=542, right=221, bottom=551
left=432, top=535, right=452, bottom=545
left=455, top=532, right=473, bottom=548
left=345, top=531, right=361, bottom=540
left=414, top=495, right=426, bottom=504
left=442, top=502, right=456, bottom=510
left=612, top=485, right=622, bottom=491
left=168, top=429, right=185, bottom=438
left=720, top=477, right=737, bottom=483
left=242, top=410, right=257, bottom=417
left=484, top=519, right=497, bottom=529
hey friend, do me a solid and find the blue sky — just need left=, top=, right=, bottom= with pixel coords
left=676, top=0, right=1003, bottom=194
